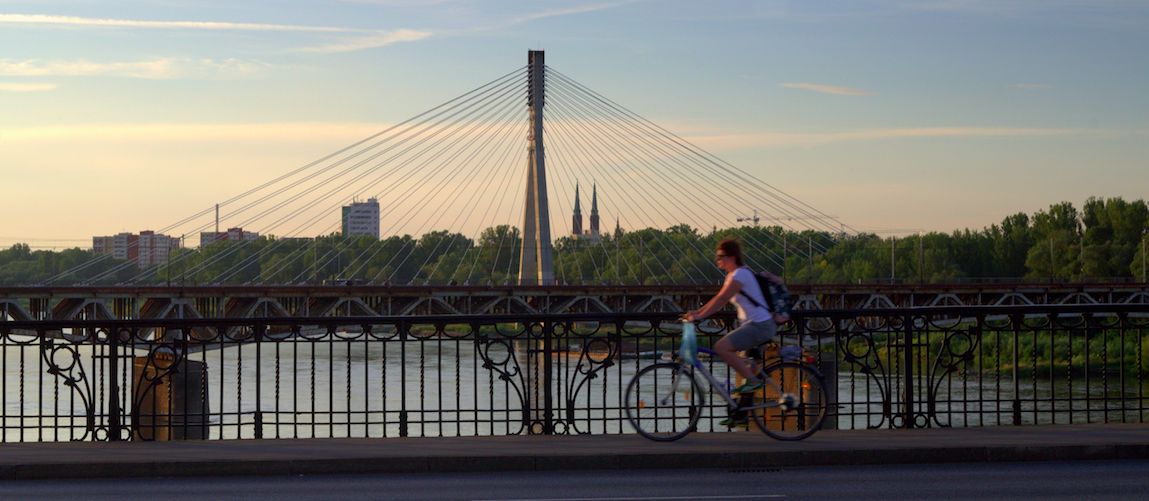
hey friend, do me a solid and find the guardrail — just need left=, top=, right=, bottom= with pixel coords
left=2, top=304, right=1146, bottom=442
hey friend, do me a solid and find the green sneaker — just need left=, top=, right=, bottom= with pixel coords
left=731, top=379, right=763, bottom=394
left=719, top=414, right=749, bottom=428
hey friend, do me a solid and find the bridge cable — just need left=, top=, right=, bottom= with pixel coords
left=548, top=70, right=834, bottom=269
left=545, top=92, right=718, bottom=282
left=202, top=73, right=527, bottom=284
left=202, top=72, right=528, bottom=283
left=258, top=75, right=525, bottom=284
left=59, top=67, right=525, bottom=285
left=547, top=75, right=796, bottom=271
left=549, top=68, right=853, bottom=238
left=544, top=105, right=688, bottom=283
left=349, top=91, right=526, bottom=283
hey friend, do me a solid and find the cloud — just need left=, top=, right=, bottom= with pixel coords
left=0, top=58, right=269, bottom=79
left=0, top=122, right=393, bottom=143
left=1, top=13, right=433, bottom=55
left=0, top=13, right=355, bottom=32
left=452, top=1, right=636, bottom=36
left=0, top=82, right=57, bottom=92
left=780, top=82, right=872, bottom=96
left=1012, top=83, right=1052, bottom=90
left=293, top=29, right=433, bottom=54
left=687, top=126, right=1125, bottom=150
left=507, top=2, right=632, bottom=25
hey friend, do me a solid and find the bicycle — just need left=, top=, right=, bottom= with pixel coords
left=624, top=320, right=829, bottom=442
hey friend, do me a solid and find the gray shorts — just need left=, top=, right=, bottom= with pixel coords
left=723, top=320, right=777, bottom=351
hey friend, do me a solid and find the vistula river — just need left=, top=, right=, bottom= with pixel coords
left=3, top=336, right=1147, bottom=441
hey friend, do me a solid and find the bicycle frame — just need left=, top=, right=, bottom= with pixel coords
left=684, top=347, right=784, bottom=411
left=627, top=323, right=829, bottom=441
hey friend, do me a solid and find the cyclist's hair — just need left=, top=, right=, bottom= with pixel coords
left=716, top=238, right=744, bottom=266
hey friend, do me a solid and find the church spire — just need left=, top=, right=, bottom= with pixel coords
left=589, top=182, right=600, bottom=237
left=571, top=183, right=583, bottom=236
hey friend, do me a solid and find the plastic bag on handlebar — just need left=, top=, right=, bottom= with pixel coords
left=680, top=321, right=697, bottom=364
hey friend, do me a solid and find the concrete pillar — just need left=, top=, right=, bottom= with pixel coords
left=519, top=50, right=554, bottom=286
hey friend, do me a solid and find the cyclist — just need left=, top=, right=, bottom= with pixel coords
left=685, top=238, right=777, bottom=427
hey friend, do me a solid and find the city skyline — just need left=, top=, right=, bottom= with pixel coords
left=2, top=1, right=1147, bottom=249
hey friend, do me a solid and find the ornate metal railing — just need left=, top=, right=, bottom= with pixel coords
left=1, top=304, right=1146, bottom=442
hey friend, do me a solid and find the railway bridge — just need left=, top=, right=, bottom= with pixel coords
left=3, top=282, right=1147, bottom=322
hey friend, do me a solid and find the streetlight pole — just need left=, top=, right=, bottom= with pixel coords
left=890, top=237, right=896, bottom=284
left=918, top=232, right=924, bottom=284
left=1142, top=230, right=1146, bottom=283
left=782, top=232, right=788, bottom=278
left=1079, top=217, right=1085, bottom=281
left=808, top=235, right=814, bottom=285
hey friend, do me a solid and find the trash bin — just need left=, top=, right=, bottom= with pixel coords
left=132, top=354, right=210, bottom=440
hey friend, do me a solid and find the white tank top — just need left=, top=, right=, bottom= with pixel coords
left=727, top=267, right=772, bottom=323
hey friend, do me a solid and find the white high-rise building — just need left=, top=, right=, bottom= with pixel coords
left=341, top=198, right=380, bottom=238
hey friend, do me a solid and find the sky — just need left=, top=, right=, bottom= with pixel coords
left=1, top=0, right=1147, bottom=249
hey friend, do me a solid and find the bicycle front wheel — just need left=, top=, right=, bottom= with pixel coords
left=624, top=362, right=704, bottom=441
left=749, top=362, right=828, bottom=441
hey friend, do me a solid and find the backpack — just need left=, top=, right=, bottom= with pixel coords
left=738, top=269, right=793, bottom=323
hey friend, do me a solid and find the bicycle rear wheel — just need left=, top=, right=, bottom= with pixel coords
left=624, top=362, right=704, bottom=441
left=748, top=362, right=828, bottom=441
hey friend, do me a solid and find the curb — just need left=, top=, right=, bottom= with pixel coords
left=3, top=425, right=1147, bottom=480
left=2, top=440, right=1147, bottom=480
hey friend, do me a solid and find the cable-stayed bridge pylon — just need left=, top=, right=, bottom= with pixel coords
left=46, top=50, right=854, bottom=288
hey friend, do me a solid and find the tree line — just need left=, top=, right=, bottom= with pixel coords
left=1, top=196, right=1146, bottom=286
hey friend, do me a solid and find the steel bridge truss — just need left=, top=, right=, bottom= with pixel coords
left=1, top=283, right=1147, bottom=323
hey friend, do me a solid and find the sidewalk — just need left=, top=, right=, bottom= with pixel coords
left=1, top=423, right=1147, bottom=480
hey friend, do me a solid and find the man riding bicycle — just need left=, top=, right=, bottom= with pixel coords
left=685, top=238, right=780, bottom=427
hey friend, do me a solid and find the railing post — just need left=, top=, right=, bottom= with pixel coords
left=1012, top=314, right=1022, bottom=426
left=254, top=323, right=263, bottom=439
left=399, top=323, right=409, bottom=438
left=543, top=321, right=554, bottom=435
left=108, top=324, right=121, bottom=441
left=902, top=314, right=914, bottom=428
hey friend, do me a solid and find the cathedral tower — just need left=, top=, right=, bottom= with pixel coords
left=572, top=183, right=583, bottom=237
left=589, top=182, right=601, bottom=238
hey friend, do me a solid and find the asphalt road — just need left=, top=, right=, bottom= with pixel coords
left=2, top=459, right=1147, bottom=500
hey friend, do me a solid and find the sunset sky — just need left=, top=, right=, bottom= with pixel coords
left=2, top=0, right=1147, bottom=249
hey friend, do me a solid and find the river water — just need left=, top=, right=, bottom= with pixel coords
left=4, top=339, right=1147, bottom=441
